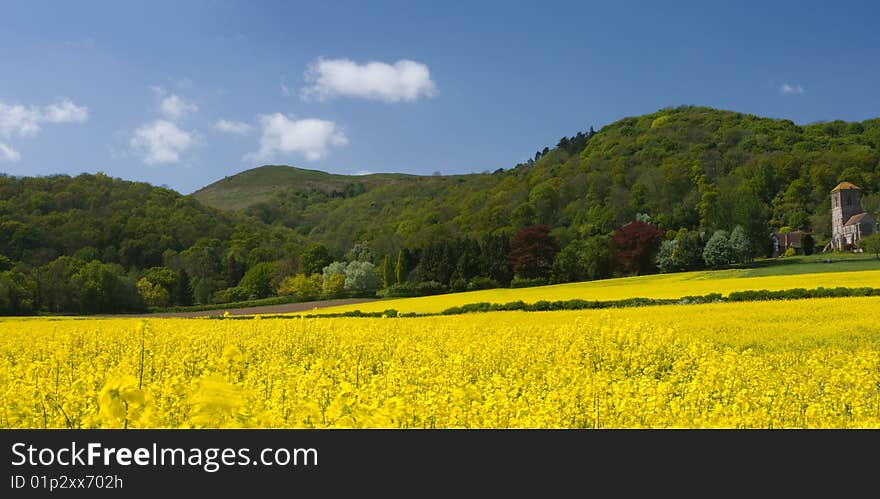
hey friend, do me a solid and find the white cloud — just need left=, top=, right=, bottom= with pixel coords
left=0, top=99, right=89, bottom=160
left=247, top=113, right=347, bottom=162
left=0, top=143, right=20, bottom=162
left=159, top=94, right=198, bottom=120
left=214, top=119, right=252, bottom=134
left=0, top=102, right=41, bottom=138
left=130, top=88, right=199, bottom=164
left=42, top=99, right=89, bottom=123
left=0, top=99, right=89, bottom=139
left=354, top=170, right=373, bottom=176
left=280, top=82, right=291, bottom=97
left=302, top=58, right=437, bottom=103
left=780, top=83, right=805, bottom=95
left=130, top=120, right=194, bottom=164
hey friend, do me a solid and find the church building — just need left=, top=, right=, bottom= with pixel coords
left=829, top=181, right=876, bottom=250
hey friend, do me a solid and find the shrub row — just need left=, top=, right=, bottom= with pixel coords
left=440, top=287, right=878, bottom=315
left=726, top=287, right=880, bottom=301
left=440, top=297, right=678, bottom=315
left=509, top=277, right=550, bottom=288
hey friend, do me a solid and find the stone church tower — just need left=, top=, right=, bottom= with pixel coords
left=831, top=182, right=861, bottom=240
left=830, top=181, right=876, bottom=250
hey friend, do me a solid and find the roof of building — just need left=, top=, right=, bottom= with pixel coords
left=772, top=230, right=805, bottom=247
left=832, top=181, right=860, bottom=192
left=844, top=212, right=873, bottom=226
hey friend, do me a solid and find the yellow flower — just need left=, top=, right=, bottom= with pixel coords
left=2, top=296, right=880, bottom=429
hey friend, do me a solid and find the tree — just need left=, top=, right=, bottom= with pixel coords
left=322, top=261, right=350, bottom=296
left=137, top=278, right=171, bottom=307
left=412, top=241, right=457, bottom=285
left=322, top=261, right=347, bottom=281
left=180, top=238, right=224, bottom=281
left=859, top=233, right=880, bottom=259
left=728, top=226, right=752, bottom=263
left=801, top=233, right=815, bottom=256
left=138, top=267, right=178, bottom=305
left=344, top=261, right=380, bottom=294
left=551, top=236, right=613, bottom=283
left=580, top=235, right=614, bottom=280
left=508, top=225, right=559, bottom=279
left=221, top=246, right=248, bottom=286
left=301, top=244, right=331, bottom=275
left=610, top=221, right=664, bottom=275
left=658, top=231, right=708, bottom=273
left=247, top=246, right=274, bottom=267
left=322, top=273, right=346, bottom=296
left=656, top=240, right=679, bottom=273
left=180, top=238, right=226, bottom=303
left=191, top=277, right=226, bottom=305
left=71, top=261, right=143, bottom=314
left=36, top=256, right=85, bottom=313
left=705, top=186, right=768, bottom=252
left=238, top=262, right=276, bottom=299
left=277, top=273, right=322, bottom=301
left=551, top=240, right=585, bottom=283
left=0, top=270, right=36, bottom=315
left=529, top=181, right=560, bottom=224
left=347, top=241, right=374, bottom=263
left=381, top=254, right=395, bottom=288
left=394, top=250, right=407, bottom=285
left=481, top=235, right=513, bottom=286
left=703, top=230, right=735, bottom=268
left=175, top=269, right=193, bottom=306
left=72, top=246, right=100, bottom=262
left=455, top=238, right=482, bottom=282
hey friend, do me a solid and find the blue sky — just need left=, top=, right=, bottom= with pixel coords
left=1, top=1, right=878, bottom=194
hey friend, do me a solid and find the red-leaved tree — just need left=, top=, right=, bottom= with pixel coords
left=611, top=220, right=664, bottom=275
left=508, top=224, right=559, bottom=279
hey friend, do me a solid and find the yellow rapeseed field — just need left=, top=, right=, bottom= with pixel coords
left=315, top=268, right=880, bottom=314
left=2, top=296, right=879, bottom=429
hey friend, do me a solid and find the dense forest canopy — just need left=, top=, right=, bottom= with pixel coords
left=2, top=106, right=879, bottom=314
left=213, top=106, right=879, bottom=255
left=0, top=173, right=235, bottom=266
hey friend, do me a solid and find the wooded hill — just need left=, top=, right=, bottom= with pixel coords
left=196, top=105, right=880, bottom=256
left=2, top=105, right=879, bottom=314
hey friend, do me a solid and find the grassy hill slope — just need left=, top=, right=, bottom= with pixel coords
left=191, top=165, right=421, bottom=210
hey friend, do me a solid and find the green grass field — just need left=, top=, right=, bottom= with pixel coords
left=733, top=253, right=880, bottom=277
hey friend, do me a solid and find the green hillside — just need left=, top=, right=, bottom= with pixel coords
left=0, top=172, right=308, bottom=315
left=197, top=106, right=880, bottom=257
left=192, top=164, right=420, bottom=210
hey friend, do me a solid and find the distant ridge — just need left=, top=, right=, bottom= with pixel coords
left=186, top=106, right=880, bottom=252
left=191, top=165, right=419, bottom=210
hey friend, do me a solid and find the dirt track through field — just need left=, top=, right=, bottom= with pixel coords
left=131, top=298, right=382, bottom=318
